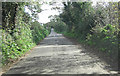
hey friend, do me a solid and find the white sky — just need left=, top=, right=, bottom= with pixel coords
left=25, top=0, right=119, bottom=24
left=25, top=2, right=64, bottom=24
left=38, top=3, right=63, bottom=23
left=36, top=1, right=103, bottom=24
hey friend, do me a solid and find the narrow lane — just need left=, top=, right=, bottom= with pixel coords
left=4, top=29, right=112, bottom=74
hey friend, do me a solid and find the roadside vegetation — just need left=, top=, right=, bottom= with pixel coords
left=1, top=2, right=49, bottom=65
left=1, top=1, right=119, bottom=69
left=47, top=2, right=119, bottom=62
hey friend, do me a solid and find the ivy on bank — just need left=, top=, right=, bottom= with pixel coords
left=1, top=2, right=49, bottom=65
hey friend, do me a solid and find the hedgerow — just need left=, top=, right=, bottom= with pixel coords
left=56, top=2, right=119, bottom=60
left=1, top=2, right=49, bottom=65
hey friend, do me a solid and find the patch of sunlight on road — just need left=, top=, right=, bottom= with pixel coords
left=35, top=45, right=76, bottom=48
left=4, top=28, right=115, bottom=74
left=27, top=45, right=83, bottom=58
left=45, top=37, right=65, bottom=39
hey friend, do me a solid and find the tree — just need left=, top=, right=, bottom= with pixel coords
left=60, top=2, right=95, bottom=39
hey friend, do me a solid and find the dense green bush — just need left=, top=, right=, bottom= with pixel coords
left=54, top=21, right=67, bottom=33
left=44, top=17, right=67, bottom=33
left=59, top=2, right=119, bottom=60
left=85, top=3, right=119, bottom=59
left=86, top=24, right=118, bottom=58
left=60, top=2, right=95, bottom=40
left=0, top=30, right=2, bottom=67
left=2, top=22, right=49, bottom=65
left=31, top=21, right=49, bottom=44
left=1, top=2, right=49, bottom=65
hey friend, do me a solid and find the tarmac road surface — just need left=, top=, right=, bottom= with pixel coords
left=3, top=29, right=117, bottom=74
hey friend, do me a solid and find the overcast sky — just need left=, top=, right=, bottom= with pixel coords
left=25, top=0, right=119, bottom=24
left=38, top=2, right=64, bottom=24
left=37, top=1, right=103, bottom=24
left=25, top=2, right=64, bottom=24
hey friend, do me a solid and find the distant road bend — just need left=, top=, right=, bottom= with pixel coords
left=3, top=29, right=118, bottom=74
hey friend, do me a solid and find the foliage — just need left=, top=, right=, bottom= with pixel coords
left=86, top=24, right=118, bottom=57
left=0, top=30, right=2, bottom=67
left=2, top=2, right=41, bottom=33
left=1, top=2, right=49, bottom=65
left=45, top=15, right=67, bottom=33
left=31, top=21, right=49, bottom=44
left=59, top=2, right=119, bottom=60
left=86, top=2, right=119, bottom=58
left=60, top=2, right=95, bottom=39
left=54, top=21, right=67, bottom=33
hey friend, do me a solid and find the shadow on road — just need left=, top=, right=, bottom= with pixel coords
left=2, top=29, right=118, bottom=75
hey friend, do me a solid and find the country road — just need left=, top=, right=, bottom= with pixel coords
left=2, top=29, right=117, bottom=75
